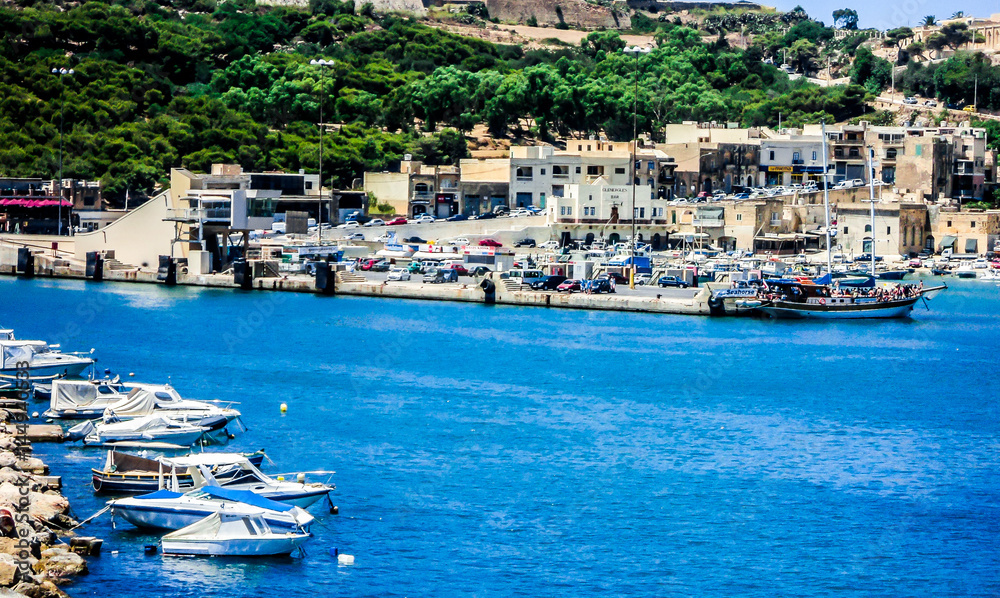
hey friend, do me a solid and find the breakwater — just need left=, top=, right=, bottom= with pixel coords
left=0, top=375, right=92, bottom=597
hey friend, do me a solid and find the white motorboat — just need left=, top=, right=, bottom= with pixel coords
left=91, top=450, right=267, bottom=493
left=110, top=485, right=315, bottom=532
left=161, top=512, right=311, bottom=557
left=45, top=380, right=240, bottom=425
left=102, top=385, right=241, bottom=425
left=0, top=337, right=93, bottom=380
left=189, top=455, right=334, bottom=508
left=67, top=415, right=213, bottom=447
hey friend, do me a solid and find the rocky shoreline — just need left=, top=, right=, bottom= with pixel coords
left=0, top=385, right=92, bottom=598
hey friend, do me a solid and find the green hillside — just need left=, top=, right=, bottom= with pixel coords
left=0, top=0, right=874, bottom=204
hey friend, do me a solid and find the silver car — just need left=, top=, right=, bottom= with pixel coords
left=387, top=268, right=410, bottom=281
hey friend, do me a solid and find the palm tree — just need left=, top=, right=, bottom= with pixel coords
left=923, top=15, right=936, bottom=27
left=950, top=11, right=964, bottom=19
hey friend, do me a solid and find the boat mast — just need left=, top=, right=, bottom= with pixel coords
left=821, top=122, right=832, bottom=276
left=867, top=145, right=876, bottom=276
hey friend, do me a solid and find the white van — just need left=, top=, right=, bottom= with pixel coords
left=500, top=269, right=545, bottom=285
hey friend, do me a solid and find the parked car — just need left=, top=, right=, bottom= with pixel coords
left=924, top=99, right=937, bottom=107
left=446, top=214, right=468, bottom=222
left=856, top=253, right=884, bottom=263
left=591, top=279, right=614, bottom=294
left=443, top=263, right=469, bottom=276
left=413, top=214, right=436, bottom=223
left=337, top=221, right=361, bottom=229
left=598, top=272, right=628, bottom=284
left=903, top=97, right=918, bottom=105
left=387, top=267, right=411, bottom=281
left=449, top=237, right=470, bottom=246
left=422, top=268, right=458, bottom=283
left=513, top=238, right=536, bottom=248
left=386, top=217, right=408, bottom=225
left=374, top=232, right=393, bottom=242
left=404, top=236, right=426, bottom=243
left=492, top=205, right=510, bottom=216
left=510, top=208, right=533, bottom=217
left=479, top=239, right=503, bottom=247
left=358, top=258, right=378, bottom=271
left=345, top=232, right=365, bottom=241
left=635, top=273, right=652, bottom=285
left=963, top=104, right=976, bottom=113
left=539, top=240, right=560, bottom=250
left=657, top=275, right=689, bottom=288
left=500, top=269, right=545, bottom=286
left=530, top=275, right=568, bottom=290
left=468, top=266, right=491, bottom=277
left=556, top=279, right=582, bottom=292
left=474, top=211, right=496, bottom=220
left=364, top=219, right=385, bottom=227
left=407, top=261, right=424, bottom=273
left=370, top=259, right=392, bottom=272
left=732, top=193, right=751, bottom=201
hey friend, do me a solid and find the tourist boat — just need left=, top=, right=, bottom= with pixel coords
left=110, top=485, right=315, bottom=532
left=755, top=278, right=947, bottom=319
left=0, top=336, right=94, bottom=380
left=91, top=450, right=267, bottom=493
left=955, top=261, right=978, bottom=279
left=66, top=414, right=220, bottom=447
left=160, top=512, right=311, bottom=557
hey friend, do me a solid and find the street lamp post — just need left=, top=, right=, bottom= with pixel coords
left=623, top=45, right=650, bottom=289
left=51, top=67, right=73, bottom=236
left=310, top=59, right=334, bottom=243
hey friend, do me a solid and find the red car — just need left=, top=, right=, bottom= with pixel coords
left=445, top=264, right=469, bottom=276
left=556, top=279, right=581, bottom=292
left=386, top=217, right=408, bottom=225
left=359, top=258, right=377, bottom=271
left=478, top=239, right=503, bottom=247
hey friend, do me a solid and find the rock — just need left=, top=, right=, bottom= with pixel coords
left=0, top=484, right=70, bottom=524
left=12, top=580, right=66, bottom=598
left=12, top=461, right=45, bottom=476
left=0, top=553, right=20, bottom=586
left=34, top=551, right=86, bottom=583
left=0, top=587, right=29, bottom=598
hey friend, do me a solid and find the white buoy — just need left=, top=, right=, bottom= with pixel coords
left=337, top=554, right=355, bottom=565
left=280, top=402, right=287, bottom=414
left=128, top=373, right=135, bottom=377
left=31, top=412, right=38, bottom=418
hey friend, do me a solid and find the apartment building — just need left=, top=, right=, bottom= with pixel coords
left=758, top=136, right=826, bottom=187
left=363, top=158, right=460, bottom=219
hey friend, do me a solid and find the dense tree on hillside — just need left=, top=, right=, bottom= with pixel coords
left=850, top=47, right=892, bottom=93
left=0, top=1, right=891, bottom=204
left=927, top=23, right=975, bottom=52
left=832, top=8, right=858, bottom=30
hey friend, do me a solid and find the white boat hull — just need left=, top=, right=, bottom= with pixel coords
left=87, top=429, right=206, bottom=447
left=162, top=534, right=310, bottom=556
left=1, top=360, right=91, bottom=380
left=114, top=504, right=307, bottom=532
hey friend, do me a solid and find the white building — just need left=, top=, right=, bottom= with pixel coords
left=758, top=136, right=827, bottom=187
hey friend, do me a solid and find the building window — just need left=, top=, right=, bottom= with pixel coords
left=615, top=167, right=626, bottom=174
left=566, top=206, right=572, bottom=216
left=587, top=145, right=592, bottom=151
left=587, top=166, right=601, bottom=176
left=886, top=148, right=897, bottom=159
left=849, top=148, right=860, bottom=158
left=553, top=165, right=568, bottom=177
left=736, top=213, right=742, bottom=221
left=971, top=221, right=976, bottom=227
left=865, top=224, right=872, bottom=233
left=638, top=207, right=645, bottom=218
left=305, top=181, right=313, bottom=190
left=812, top=151, right=817, bottom=161
left=516, top=166, right=533, bottom=180
left=576, top=167, right=582, bottom=174
left=947, top=220, right=952, bottom=227
left=769, top=151, right=775, bottom=161
left=916, top=145, right=923, bottom=156
left=609, top=145, right=614, bottom=151
left=844, top=227, right=848, bottom=234
left=793, top=151, right=800, bottom=162
left=540, top=168, right=546, bottom=175
left=552, top=185, right=564, bottom=197
left=671, top=211, right=677, bottom=224
left=886, top=226, right=891, bottom=235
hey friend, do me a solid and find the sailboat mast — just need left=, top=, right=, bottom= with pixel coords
left=821, top=122, right=832, bottom=276
left=867, top=145, right=876, bottom=276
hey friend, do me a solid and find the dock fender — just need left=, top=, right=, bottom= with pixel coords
left=708, top=295, right=726, bottom=317
left=479, top=278, right=496, bottom=305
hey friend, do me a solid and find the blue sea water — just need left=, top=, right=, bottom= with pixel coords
left=2, top=276, right=999, bottom=597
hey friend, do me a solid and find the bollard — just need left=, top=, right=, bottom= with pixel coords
left=315, top=262, right=335, bottom=295
left=85, top=252, right=104, bottom=282
left=233, top=259, right=252, bottom=290
left=156, top=256, right=176, bottom=286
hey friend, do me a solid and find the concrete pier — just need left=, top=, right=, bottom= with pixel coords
left=0, top=244, right=715, bottom=316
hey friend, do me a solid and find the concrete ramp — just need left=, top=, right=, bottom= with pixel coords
left=73, top=190, right=176, bottom=269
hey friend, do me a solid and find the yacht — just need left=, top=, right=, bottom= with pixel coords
left=0, top=335, right=93, bottom=380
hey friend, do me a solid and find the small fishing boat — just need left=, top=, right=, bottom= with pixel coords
left=110, top=485, right=315, bottom=532
left=91, top=450, right=266, bottom=493
left=0, top=337, right=94, bottom=380
left=161, top=512, right=311, bottom=557
left=45, top=380, right=240, bottom=425
left=67, top=415, right=217, bottom=447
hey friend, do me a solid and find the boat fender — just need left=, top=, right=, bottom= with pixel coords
left=197, top=415, right=229, bottom=432
left=707, top=296, right=725, bottom=316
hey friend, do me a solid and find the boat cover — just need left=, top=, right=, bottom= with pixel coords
left=1, top=342, right=45, bottom=369
left=50, top=380, right=111, bottom=411
left=199, top=486, right=294, bottom=512
left=104, top=388, right=165, bottom=418
left=162, top=512, right=224, bottom=541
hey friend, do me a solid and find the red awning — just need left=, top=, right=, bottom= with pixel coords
left=0, top=198, right=72, bottom=208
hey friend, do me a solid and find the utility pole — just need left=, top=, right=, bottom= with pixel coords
left=51, top=66, right=74, bottom=236
left=623, top=45, right=650, bottom=289
left=310, top=58, right=334, bottom=242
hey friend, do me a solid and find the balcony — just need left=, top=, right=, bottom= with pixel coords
left=792, top=159, right=804, bottom=165
left=833, top=137, right=864, bottom=146
left=692, top=218, right=725, bottom=227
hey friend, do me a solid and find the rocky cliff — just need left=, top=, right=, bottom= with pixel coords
left=485, top=0, right=631, bottom=29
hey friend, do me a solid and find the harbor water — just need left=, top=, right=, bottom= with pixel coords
left=3, top=276, right=999, bottom=597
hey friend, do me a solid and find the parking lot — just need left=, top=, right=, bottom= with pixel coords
left=358, top=269, right=701, bottom=300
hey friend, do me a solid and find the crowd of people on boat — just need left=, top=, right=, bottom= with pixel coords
left=756, top=281, right=924, bottom=304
